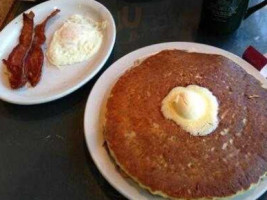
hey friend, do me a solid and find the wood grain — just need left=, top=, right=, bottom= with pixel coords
left=0, top=0, right=16, bottom=30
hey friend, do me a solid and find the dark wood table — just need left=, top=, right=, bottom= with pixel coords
left=0, top=0, right=266, bottom=199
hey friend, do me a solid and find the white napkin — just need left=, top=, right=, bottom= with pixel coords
left=260, top=53, right=267, bottom=78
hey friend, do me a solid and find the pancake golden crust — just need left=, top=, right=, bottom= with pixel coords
left=104, top=50, right=267, bottom=199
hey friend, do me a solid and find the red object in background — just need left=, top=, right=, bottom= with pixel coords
left=242, top=46, right=267, bottom=71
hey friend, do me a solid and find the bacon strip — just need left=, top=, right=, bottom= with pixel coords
left=24, top=9, right=60, bottom=87
left=2, top=12, right=34, bottom=89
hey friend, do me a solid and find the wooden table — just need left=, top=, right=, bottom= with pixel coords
left=0, top=0, right=266, bottom=200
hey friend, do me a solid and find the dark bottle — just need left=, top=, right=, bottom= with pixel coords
left=200, top=0, right=249, bottom=34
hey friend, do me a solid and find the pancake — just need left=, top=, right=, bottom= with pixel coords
left=104, top=50, right=267, bottom=199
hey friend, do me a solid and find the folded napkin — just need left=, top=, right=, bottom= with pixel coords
left=242, top=46, right=267, bottom=78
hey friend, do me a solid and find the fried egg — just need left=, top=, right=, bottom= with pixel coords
left=46, top=14, right=105, bottom=67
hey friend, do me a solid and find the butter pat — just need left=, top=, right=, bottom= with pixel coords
left=161, top=85, right=219, bottom=136
left=173, top=90, right=206, bottom=120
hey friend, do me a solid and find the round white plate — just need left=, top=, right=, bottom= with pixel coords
left=84, top=42, right=267, bottom=200
left=0, top=0, right=115, bottom=105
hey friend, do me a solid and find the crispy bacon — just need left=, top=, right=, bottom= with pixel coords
left=24, top=9, right=60, bottom=87
left=2, top=12, right=34, bottom=89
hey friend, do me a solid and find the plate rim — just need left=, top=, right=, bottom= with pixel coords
left=84, top=42, right=267, bottom=200
left=0, top=0, right=116, bottom=105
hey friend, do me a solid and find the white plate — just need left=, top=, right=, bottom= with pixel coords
left=0, top=0, right=115, bottom=105
left=84, top=42, right=267, bottom=200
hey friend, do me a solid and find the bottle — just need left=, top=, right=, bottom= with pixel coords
left=200, top=0, right=249, bottom=34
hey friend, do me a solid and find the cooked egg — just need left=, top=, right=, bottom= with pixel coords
left=161, top=85, right=219, bottom=136
left=46, top=14, right=105, bottom=67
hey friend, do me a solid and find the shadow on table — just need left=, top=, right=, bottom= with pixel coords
left=67, top=119, right=127, bottom=199
left=83, top=142, right=127, bottom=200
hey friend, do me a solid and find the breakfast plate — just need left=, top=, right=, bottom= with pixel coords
left=0, top=0, right=115, bottom=105
left=84, top=42, right=267, bottom=200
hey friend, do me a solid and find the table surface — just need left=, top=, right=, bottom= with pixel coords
left=0, top=0, right=266, bottom=200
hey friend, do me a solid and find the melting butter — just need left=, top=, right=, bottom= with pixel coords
left=161, top=85, right=219, bottom=136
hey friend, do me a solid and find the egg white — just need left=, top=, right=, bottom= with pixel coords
left=46, top=15, right=105, bottom=67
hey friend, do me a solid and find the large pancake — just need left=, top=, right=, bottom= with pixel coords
left=104, top=50, right=267, bottom=199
